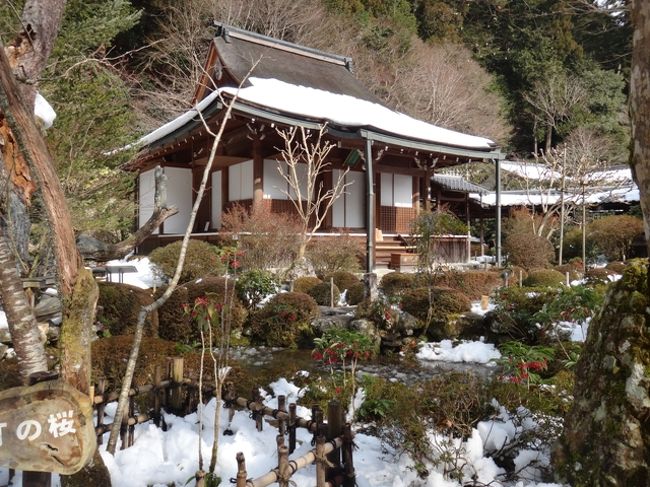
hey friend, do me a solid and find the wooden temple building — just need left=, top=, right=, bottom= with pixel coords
left=129, top=23, right=503, bottom=271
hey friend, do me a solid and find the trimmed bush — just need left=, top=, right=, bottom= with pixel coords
left=504, top=266, right=528, bottom=286
left=605, top=261, right=626, bottom=274
left=553, top=260, right=584, bottom=282
left=347, top=282, right=366, bottom=305
left=585, top=267, right=614, bottom=284
left=379, top=272, right=416, bottom=298
left=149, top=239, right=225, bottom=283
left=308, top=282, right=341, bottom=306
left=324, top=271, right=360, bottom=292
left=236, top=269, right=278, bottom=309
left=399, top=287, right=471, bottom=323
left=247, top=292, right=321, bottom=347
left=157, top=277, right=247, bottom=345
left=429, top=270, right=501, bottom=300
left=522, top=269, right=565, bottom=287
left=96, top=282, right=159, bottom=337
left=293, top=276, right=322, bottom=294
left=491, top=286, right=560, bottom=342
left=306, top=235, right=363, bottom=276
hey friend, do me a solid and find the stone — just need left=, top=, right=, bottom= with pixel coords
left=34, top=295, right=62, bottom=321
left=554, top=261, right=650, bottom=486
left=395, top=311, right=421, bottom=336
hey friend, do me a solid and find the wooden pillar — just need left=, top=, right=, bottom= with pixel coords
left=322, top=169, right=333, bottom=230
left=466, top=194, right=471, bottom=263
left=413, top=176, right=420, bottom=215
left=364, top=138, right=375, bottom=273
left=253, top=140, right=264, bottom=209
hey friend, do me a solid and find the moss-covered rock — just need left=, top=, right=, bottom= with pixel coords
left=554, top=261, right=650, bottom=486
left=247, top=292, right=321, bottom=348
left=585, top=267, right=615, bottom=284
left=97, top=282, right=158, bottom=337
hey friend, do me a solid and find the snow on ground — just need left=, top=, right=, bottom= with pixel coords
left=417, top=339, right=501, bottom=364
left=0, top=310, right=7, bottom=329
left=103, top=256, right=162, bottom=289
left=471, top=299, right=496, bottom=316
left=0, top=377, right=565, bottom=487
left=553, top=319, right=590, bottom=343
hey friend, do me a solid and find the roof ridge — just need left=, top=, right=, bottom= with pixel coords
left=213, top=21, right=354, bottom=72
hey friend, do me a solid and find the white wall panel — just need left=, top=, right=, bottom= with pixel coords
left=394, top=174, right=413, bottom=208
left=164, top=167, right=192, bottom=234
left=138, top=169, right=156, bottom=233
left=380, top=172, right=393, bottom=206
left=241, top=159, right=254, bottom=199
left=264, top=159, right=287, bottom=199
left=211, top=170, right=222, bottom=229
left=346, top=171, right=364, bottom=228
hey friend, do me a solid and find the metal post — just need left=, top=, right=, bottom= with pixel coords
left=364, top=137, right=375, bottom=273
left=495, top=158, right=502, bottom=267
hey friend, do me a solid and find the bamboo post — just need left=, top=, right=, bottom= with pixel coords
left=519, top=269, right=523, bottom=287
left=96, top=377, right=106, bottom=445
left=566, top=271, right=570, bottom=286
left=277, top=394, right=287, bottom=436
left=128, top=394, right=135, bottom=447
left=170, top=357, right=185, bottom=414
left=330, top=277, right=335, bottom=307
left=342, top=423, right=356, bottom=487
left=153, top=364, right=163, bottom=428
left=288, top=403, right=297, bottom=453
left=252, top=387, right=263, bottom=432
left=315, top=434, right=327, bottom=487
left=277, top=443, right=291, bottom=487
left=327, top=400, right=342, bottom=471
left=312, top=405, right=323, bottom=445
left=236, top=452, right=248, bottom=487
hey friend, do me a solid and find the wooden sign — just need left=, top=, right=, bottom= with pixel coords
left=0, top=380, right=96, bottom=474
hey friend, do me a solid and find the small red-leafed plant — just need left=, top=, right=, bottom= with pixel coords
left=497, top=341, right=555, bottom=390
left=312, top=328, right=375, bottom=418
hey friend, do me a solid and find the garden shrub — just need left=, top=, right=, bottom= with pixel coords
left=430, top=270, right=501, bottom=300
left=379, top=272, right=416, bottom=298
left=293, top=276, right=322, bottom=294
left=585, top=267, right=614, bottom=284
left=221, top=203, right=301, bottom=270
left=324, top=270, right=360, bottom=292
left=247, top=292, right=321, bottom=347
left=308, top=282, right=341, bottom=306
left=399, top=287, right=471, bottom=323
left=504, top=265, right=528, bottom=286
left=236, top=269, right=278, bottom=309
left=502, top=208, right=555, bottom=269
left=553, top=261, right=583, bottom=282
left=248, top=292, right=320, bottom=348
left=346, top=282, right=366, bottom=305
left=588, top=214, right=644, bottom=261
left=96, top=282, right=159, bottom=337
left=605, top=261, right=626, bottom=274
left=306, top=235, right=362, bottom=276
left=491, top=286, right=559, bottom=342
left=522, top=269, right=565, bottom=287
left=533, top=285, right=605, bottom=334
left=157, top=277, right=247, bottom=344
left=149, top=239, right=225, bottom=283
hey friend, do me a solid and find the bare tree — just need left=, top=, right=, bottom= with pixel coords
left=524, top=71, right=587, bottom=153
left=276, top=125, right=351, bottom=264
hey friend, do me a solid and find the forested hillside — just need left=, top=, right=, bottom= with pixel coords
left=0, top=0, right=631, bottom=236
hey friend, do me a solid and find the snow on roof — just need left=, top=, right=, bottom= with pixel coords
left=499, top=160, right=560, bottom=180
left=583, top=166, right=633, bottom=185
left=471, top=185, right=639, bottom=207
left=135, top=76, right=496, bottom=152
left=220, top=77, right=496, bottom=149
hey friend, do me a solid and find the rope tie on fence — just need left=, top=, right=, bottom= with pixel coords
left=314, top=445, right=335, bottom=469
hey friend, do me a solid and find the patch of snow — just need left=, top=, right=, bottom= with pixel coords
left=34, top=92, right=56, bottom=129
left=104, top=257, right=162, bottom=289
left=417, top=339, right=501, bottom=364
left=471, top=299, right=495, bottom=316
left=347, top=387, right=365, bottom=422
left=553, top=318, right=590, bottom=343
left=0, top=310, right=7, bottom=330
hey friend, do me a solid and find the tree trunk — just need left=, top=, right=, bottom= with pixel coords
left=554, top=262, right=650, bottom=485
left=0, top=229, right=47, bottom=380
left=630, top=0, right=650, bottom=268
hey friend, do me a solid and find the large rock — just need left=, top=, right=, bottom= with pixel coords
left=554, top=261, right=650, bottom=486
